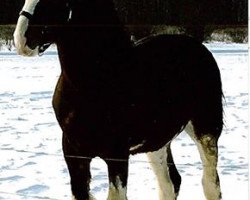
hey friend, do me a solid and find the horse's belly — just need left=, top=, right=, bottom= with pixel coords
left=54, top=78, right=190, bottom=156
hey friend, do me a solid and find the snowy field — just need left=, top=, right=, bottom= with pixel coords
left=0, top=43, right=248, bottom=200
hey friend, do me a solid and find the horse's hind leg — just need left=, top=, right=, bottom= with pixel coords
left=147, top=143, right=181, bottom=200
left=185, top=121, right=221, bottom=200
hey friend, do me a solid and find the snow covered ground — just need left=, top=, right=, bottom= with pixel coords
left=0, top=43, right=248, bottom=200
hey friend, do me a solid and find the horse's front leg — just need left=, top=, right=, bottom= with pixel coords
left=105, top=156, right=129, bottom=200
left=63, top=134, right=95, bottom=200
left=52, top=76, right=95, bottom=199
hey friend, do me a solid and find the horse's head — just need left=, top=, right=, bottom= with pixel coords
left=14, top=0, right=71, bottom=56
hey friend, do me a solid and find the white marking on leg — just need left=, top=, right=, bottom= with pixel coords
left=72, top=194, right=96, bottom=200
left=198, top=136, right=221, bottom=200
left=13, top=0, right=40, bottom=56
left=72, top=195, right=77, bottom=200
left=107, top=176, right=127, bottom=200
left=185, top=121, right=221, bottom=200
left=147, top=146, right=177, bottom=200
left=129, top=140, right=146, bottom=152
left=184, top=121, right=196, bottom=139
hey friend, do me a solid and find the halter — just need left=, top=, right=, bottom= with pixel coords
left=19, top=10, right=51, bottom=55
left=19, top=6, right=72, bottom=55
left=19, top=11, right=33, bottom=20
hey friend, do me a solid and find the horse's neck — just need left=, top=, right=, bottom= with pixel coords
left=56, top=2, right=133, bottom=87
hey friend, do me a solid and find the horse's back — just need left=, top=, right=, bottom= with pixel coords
left=132, top=34, right=221, bottom=102
left=134, top=34, right=218, bottom=75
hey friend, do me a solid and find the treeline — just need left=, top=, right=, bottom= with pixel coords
left=0, top=0, right=247, bottom=26
left=0, top=25, right=246, bottom=51
left=0, top=0, right=247, bottom=46
left=114, top=0, right=247, bottom=41
left=114, top=0, right=247, bottom=25
left=0, top=0, right=24, bottom=24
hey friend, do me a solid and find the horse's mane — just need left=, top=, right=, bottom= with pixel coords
left=68, top=0, right=122, bottom=25
left=65, top=0, right=133, bottom=50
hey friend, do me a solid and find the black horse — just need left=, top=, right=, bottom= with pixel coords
left=14, top=0, right=223, bottom=199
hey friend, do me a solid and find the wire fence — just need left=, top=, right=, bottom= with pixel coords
left=3, top=148, right=248, bottom=168
left=0, top=148, right=248, bottom=200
